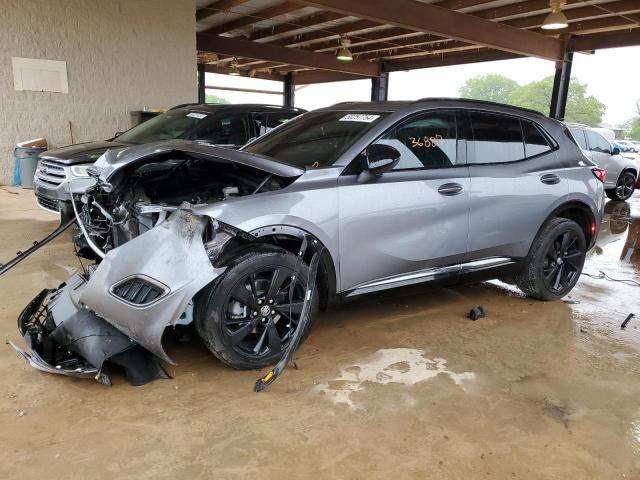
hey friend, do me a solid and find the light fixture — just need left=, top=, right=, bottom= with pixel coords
left=336, top=36, right=353, bottom=62
left=541, top=0, right=568, bottom=30
left=229, top=58, right=240, bottom=76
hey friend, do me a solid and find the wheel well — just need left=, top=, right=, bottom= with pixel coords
left=550, top=202, right=596, bottom=246
left=252, top=234, right=337, bottom=310
left=621, top=167, right=638, bottom=179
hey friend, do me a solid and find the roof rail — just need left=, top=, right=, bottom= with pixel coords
left=329, top=102, right=361, bottom=106
left=170, top=103, right=199, bottom=110
left=564, top=122, right=590, bottom=128
left=171, top=103, right=305, bottom=111
left=412, top=97, right=546, bottom=117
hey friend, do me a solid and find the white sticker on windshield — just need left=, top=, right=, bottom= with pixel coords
left=187, top=112, right=207, bottom=119
left=339, top=114, right=380, bottom=123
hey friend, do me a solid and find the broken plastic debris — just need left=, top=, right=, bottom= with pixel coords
left=468, top=306, right=486, bottom=321
left=621, top=313, right=635, bottom=330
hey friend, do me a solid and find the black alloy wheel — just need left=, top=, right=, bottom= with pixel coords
left=223, top=267, right=304, bottom=358
left=195, top=244, right=318, bottom=369
left=542, top=230, right=583, bottom=294
left=607, top=172, right=636, bottom=201
left=516, top=218, right=586, bottom=300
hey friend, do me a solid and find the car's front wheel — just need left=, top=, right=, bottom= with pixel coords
left=195, top=244, right=318, bottom=369
left=516, top=218, right=587, bottom=300
left=606, top=171, right=636, bottom=201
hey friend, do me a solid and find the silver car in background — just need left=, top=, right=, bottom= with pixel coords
left=11, top=99, right=605, bottom=384
left=568, top=124, right=637, bottom=201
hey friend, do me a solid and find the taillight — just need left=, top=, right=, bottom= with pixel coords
left=591, top=168, right=606, bottom=182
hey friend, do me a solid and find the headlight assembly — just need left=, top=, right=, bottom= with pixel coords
left=70, top=165, right=92, bottom=177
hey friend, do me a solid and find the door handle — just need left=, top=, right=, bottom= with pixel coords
left=540, top=173, right=560, bottom=185
left=437, top=183, right=463, bottom=196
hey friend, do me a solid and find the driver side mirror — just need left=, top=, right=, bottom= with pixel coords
left=611, top=146, right=621, bottom=155
left=362, top=144, right=401, bottom=174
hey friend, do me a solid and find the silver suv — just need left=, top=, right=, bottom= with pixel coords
left=11, top=99, right=605, bottom=382
left=567, top=124, right=637, bottom=201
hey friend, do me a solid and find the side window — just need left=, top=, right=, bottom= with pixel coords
left=253, top=112, right=298, bottom=137
left=373, top=111, right=458, bottom=170
left=522, top=120, right=552, bottom=157
left=569, top=127, right=588, bottom=150
left=267, top=112, right=297, bottom=129
left=585, top=130, right=611, bottom=154
left=469, top=112, right=524, bottom=164
left=195, top=114, right=249, bottom=146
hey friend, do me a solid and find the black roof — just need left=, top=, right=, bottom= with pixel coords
left=170, top=103, right=306, bottom=113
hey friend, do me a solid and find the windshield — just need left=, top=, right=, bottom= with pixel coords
left=115, top=108, right=212, bottom=144
left=242, top=110, right=388, bottom=168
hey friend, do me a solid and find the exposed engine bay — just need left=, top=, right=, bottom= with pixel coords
left=7, top=142, right=315, bottom=387
left=76, top=151, right=292, bottom=257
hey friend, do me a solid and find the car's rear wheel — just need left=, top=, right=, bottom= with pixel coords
left=195, top=244, right=318, bottom=369
left=516, top=218, right=586, bottom=300
left=606, top=171, right=636, bottom=201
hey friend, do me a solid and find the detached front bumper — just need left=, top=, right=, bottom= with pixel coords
left=10, top=284, right=169, bottom=386
left=10, top=208, right=228, bottom=385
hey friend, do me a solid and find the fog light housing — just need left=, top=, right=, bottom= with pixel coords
left=110, top=275, right=168, bottom=306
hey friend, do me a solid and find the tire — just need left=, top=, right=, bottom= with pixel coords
left=194, top=244, right=318, bottom=369
left=605, top=171, right=636, bottom=201
left=516, top=218, right=587, bottom=301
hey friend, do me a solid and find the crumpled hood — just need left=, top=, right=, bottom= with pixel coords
left=39, top=141, right=130, bottom=165
left=93, top=139, right=305, bottom=180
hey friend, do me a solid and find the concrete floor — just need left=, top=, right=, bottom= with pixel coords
left=0, top=187, right=639, bottom=480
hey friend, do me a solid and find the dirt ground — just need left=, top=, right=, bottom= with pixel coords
left=1, top=187, right=639, bottom=480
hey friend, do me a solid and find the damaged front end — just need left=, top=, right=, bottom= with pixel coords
left=9, top=285, right=169, bottom=386
left=9, top=143, right=286, bottom=385
left=10, top=206, right=247, bottom=385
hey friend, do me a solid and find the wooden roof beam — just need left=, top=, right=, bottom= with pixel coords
left=197, top=33, right=380, bottom=76
left=196, top=0, right=250, bottom=23
left=201, top=2, right=303, bottom=36
left=293, top=0, right=565, bottom=60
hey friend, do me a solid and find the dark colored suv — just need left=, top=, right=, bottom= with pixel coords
left=33, top=104, right=305, bottom=215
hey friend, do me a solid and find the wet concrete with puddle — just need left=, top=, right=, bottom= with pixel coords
left=0, top=188, right=638, bottom=479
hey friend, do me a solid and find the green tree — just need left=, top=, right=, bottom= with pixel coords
left=626, top=119, right=640, bottom=139
left=459, top=73, right=606, bottom=126
left=205, top=93, right=229, bottom=104
left=508, top=76, right=605, bottom=126
left=459, top=74, right=519, bottom=104
left=623, top=99, right=640, bottom=139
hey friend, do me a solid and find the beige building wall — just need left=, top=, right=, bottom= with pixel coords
left=0, top=0, right=197, bottom=185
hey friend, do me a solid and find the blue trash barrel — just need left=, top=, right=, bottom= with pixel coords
left=14, top=147, right=46, bottom=189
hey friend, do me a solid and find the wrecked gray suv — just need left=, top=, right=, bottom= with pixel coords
left=11, top=99, right=604, bottom=385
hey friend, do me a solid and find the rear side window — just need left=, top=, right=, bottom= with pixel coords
left=254, top=112, right=298, bottom=136
left=569, top=127, right=588, bottom=150
left=522, top=120, right=552, bottom=157
left=585, top=130, right=611, bottom=154
left=191, top=113, right=249, bottom=146
left=469, top=112, right=524, bottom=164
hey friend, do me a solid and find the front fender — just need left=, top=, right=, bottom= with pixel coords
left=79, top=209, right=220, bottom=364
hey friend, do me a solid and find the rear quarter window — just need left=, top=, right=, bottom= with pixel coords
left=568, top=127, right=588, bottom=150
left=522, top=120, right=552, bottom=157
